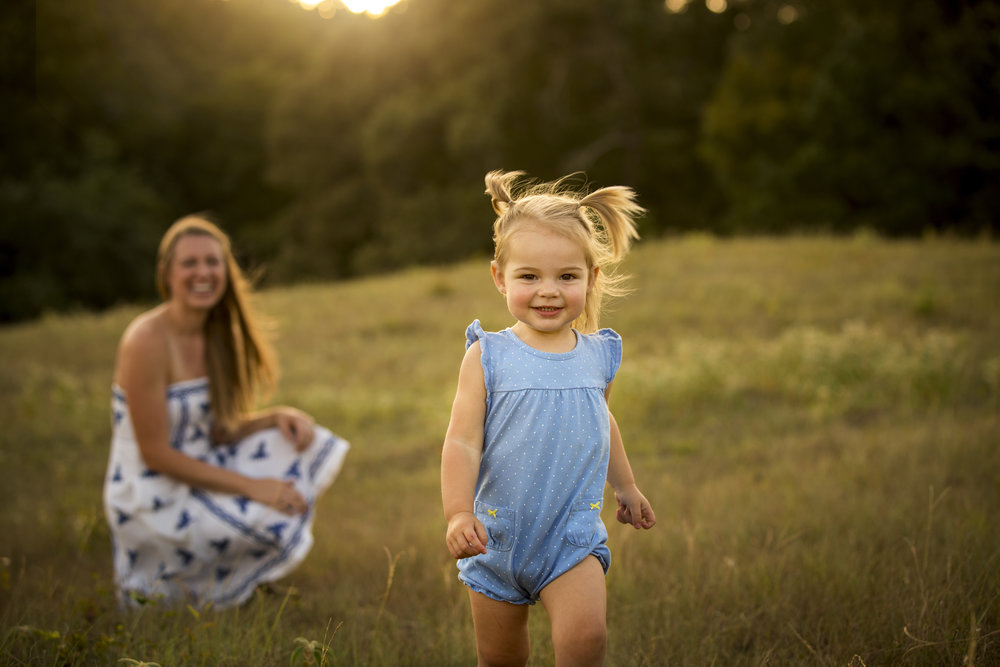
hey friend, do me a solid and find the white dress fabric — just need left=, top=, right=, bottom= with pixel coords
left=103, top=378, right=349, bottom=609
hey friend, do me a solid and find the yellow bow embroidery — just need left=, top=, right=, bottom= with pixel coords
left=488, top=509, right=498, bottom=517
left=590, top=502, right=601, bottom=510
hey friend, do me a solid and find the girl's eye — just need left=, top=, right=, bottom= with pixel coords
left=561, top=274, right=577, bottom=281
left=520, top=274, right=536, bottom=280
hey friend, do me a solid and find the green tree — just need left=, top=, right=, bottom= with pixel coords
left=701, top=0, right=1000, bottom=234
left=2, top=0, right=322, bottom=320
left=266, top=0, right=733, bottom=280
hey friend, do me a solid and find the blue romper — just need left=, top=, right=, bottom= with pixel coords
left=457, top=319, right=621, bottom=604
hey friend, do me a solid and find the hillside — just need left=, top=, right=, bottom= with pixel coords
left=2, top=235, right=998, bottom=665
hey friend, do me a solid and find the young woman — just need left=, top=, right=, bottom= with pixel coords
left=104, top=215, right=349, bottom=609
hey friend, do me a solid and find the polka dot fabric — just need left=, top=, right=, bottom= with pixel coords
left=457, top=319, right=621, bottom=604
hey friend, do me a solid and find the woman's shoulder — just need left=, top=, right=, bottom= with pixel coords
left=120, top=306, right=168, bottom=350
left=116, top=307, right=170, bottom=378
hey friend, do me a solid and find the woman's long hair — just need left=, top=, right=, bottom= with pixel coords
left=156, top=215, right=277, bottom=432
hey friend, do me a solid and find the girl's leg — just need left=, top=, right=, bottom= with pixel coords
left=538, top=555, right=607, bottom=667
left=468, top=589, right=531, bottom=667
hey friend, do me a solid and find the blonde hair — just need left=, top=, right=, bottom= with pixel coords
left=157, top=215, right=277, bottom=432
left=485, top=170, right=643, bottom=332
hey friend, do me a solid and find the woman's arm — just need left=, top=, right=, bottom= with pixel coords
left=605, top=382, right=656, bottom=529
left=213, top=405, right=316, bottom=451
left=441, top=342, right=489, bottom=558
left=116, top=322, right=307, bottom=514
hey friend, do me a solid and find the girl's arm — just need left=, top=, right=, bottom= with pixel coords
left=605, top=382, right=656, bottom=530
left=441, top=342, right=489, bottom=558
left=116, top=323, right=308, bottom=515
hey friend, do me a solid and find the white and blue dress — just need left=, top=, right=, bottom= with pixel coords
left=103, top=378, right=349, bottom=609
left=457, top=320, right=620, bottom=604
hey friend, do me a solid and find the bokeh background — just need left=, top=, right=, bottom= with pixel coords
left=2, top=1, right=999, bottom=665
left=3, top=0, right=998, bottom=322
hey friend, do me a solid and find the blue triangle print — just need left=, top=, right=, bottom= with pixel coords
left=266, top=522, right=288, bottom=541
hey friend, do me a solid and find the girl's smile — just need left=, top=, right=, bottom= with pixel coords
left=491, top=226, right=597, bottom=350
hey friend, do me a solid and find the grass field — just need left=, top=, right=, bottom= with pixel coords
left=1, top=235, right=998, bottom=666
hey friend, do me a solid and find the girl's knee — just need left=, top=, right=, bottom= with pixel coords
left=553, top=619, right=606, bottom=663
left=555, top=637, right=606, bottom=665
left=477, top=643, right=529, bottom=667
left=562, top=620, right=607, bottom=646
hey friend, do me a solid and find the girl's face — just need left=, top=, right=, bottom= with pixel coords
left=491, top=226, right=597, bottom=346
left=166, top=234, right=227, bottom=311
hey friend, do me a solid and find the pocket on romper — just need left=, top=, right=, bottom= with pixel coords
left=474, top=500, right=514, bottom=552
left=565, top=499, right=604, bottom=548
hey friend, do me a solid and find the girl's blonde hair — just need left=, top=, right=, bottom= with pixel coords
left=485, top=170, right=643, bottom=332
left=156, top=215, right=277, bottom=432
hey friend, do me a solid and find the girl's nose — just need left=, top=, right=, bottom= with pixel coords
left=537, top=280, right=559, bottom=296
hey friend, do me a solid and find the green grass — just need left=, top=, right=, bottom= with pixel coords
left=1, top=235, right=998, bottom=665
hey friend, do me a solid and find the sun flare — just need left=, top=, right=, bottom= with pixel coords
left=297, top=0, right=402, bottom=16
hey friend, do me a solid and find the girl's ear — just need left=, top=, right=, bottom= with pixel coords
left=588, top=265, right=600, bottom=292
left=491, top=261, right=506, bottom=294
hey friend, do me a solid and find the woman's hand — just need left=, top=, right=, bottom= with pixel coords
left=614, top=484, right=656, bottom=530
left=247, top=478, right=308, bottom=515
left=445, top=511, right=488, bottom=559
left=273, top=407, right=315, bottom=452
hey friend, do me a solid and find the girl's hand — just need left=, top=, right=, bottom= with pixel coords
left=274, top=407, right=315, bottom=452
left=614, top=485, right=656, bottom=530
left=446, top=511, right=488, bottom=559
left=247, top=478, right=308, bottom=516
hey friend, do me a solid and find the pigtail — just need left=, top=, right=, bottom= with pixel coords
left=572, top=186, right=643, bottom=332
left=579, top=186, right=643, bottom=262
left=484, top=170, right=525, bottom=215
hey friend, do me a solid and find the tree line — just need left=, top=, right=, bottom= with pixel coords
left=2, top=0, right=997, bottom=322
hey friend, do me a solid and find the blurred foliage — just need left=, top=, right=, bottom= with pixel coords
left=2, top=0, right=998, bottom=321
left=701, top=0, right=1000, bottom=234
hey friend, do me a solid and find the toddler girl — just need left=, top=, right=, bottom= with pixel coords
left=441, top=170, right=656, bottom=666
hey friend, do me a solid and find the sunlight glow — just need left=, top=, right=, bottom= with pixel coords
left=777, top=4, right=800, bottom=24
left=340, top=0, right=401, bottom=15
left=664, top=0, right=692, bottom=12
left=296, top=0, right=402, bottom=17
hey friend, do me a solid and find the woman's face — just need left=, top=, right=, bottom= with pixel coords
left=166, top=233, right=227, bottom=310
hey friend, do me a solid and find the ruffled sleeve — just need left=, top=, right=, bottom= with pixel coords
left=597, top=328, right=622, bottom=384
left=465, top=319, right=493, bottom=405
left=465, top=319, right=485, bottom=350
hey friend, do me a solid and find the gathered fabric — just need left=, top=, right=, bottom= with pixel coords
left=456, top=320, right=619, bottom=604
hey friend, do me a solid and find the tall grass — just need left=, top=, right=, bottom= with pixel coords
left=1, top=235, right=998, bottom=665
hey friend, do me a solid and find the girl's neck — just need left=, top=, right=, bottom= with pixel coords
left=510, top=322, right=577, bottom=353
